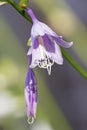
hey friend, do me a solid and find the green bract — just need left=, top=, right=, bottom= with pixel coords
left=19, top=0, right=29, bottom=8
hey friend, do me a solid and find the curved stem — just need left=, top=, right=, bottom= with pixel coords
left=8, top=0, right=33, bottom=23
left=8, top=0, right=87, bottom=79
left=61, top=48, right=87, bottom=79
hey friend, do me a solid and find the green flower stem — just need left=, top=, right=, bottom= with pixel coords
left=8, top=0, right=33, bottom=23
left=8, top=0, right=87, bottom=79
left=61, top=47, right=87, bottom=78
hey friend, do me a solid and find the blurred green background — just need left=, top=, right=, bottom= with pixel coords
left=0, top=0, right=87, bottom=130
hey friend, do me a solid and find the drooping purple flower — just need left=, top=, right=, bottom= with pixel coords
left=27, top=8, right=73, bottom=75
left=25, top=67, right=37, bottom=124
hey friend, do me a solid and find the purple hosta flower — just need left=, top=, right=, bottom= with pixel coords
left=25, top=67, right=37, bottom=124
left=27, top=8, right=73, bottom=75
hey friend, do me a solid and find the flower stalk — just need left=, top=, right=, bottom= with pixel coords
left=8, top=0, right=32, bottom=23
left=61, top=47, right=87, bottom=78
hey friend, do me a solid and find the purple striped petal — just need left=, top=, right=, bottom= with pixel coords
left=52, top=36, right=73, bottom=48
left=28, top=54, right=32, bottom=66
left=33, top=37, right=39, bottom=49
left=28, top=46, right=42, bottom=68
left=25, top=68, right=37, bottom=124
left=42, top=34, right=55, bottom=53
left=44, top=42, right=63, bottom=65
left=25, top=68, right=37, bottom=96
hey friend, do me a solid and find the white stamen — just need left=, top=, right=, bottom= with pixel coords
left=36, top=45, right=54, bottom=74
left=31, top=44, right=54, bottom=75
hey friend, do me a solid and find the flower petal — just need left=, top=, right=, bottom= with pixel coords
left=27, top=46, right=33, bottom=55
left=28, top=54, right=32, bottom=66
left=31, top=22, right=45, bottom=37
left=27, top=45, right=42, bottom=68
left=42, top=34, right=55, bottom=53
left=39, top=22, right=57, bottom=36
left=45, top=42, right=63, bottom=65
left=52, top=36, right=73, bottom=48
left=33, top=37, right=39, bottom=49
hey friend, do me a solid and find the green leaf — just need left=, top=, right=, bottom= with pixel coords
left=61, top=47, right=87, bottom=79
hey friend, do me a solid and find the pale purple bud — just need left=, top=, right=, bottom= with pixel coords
left=25, top=68, right=37, bottom=124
